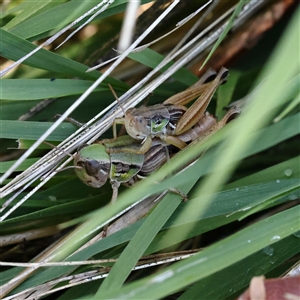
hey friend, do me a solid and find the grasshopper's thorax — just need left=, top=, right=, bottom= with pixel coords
left=109, top=150, right=144, bottom=185
left=102, top=135, right=145, bottom=185
left=74, top=143, right=110, bottom=188
left=125, top=104, right=186, bottom=140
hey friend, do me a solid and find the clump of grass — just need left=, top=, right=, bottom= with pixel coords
left=0, top=1, right=299, bottom=299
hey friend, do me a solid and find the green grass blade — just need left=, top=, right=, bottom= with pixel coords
left=178, top=234, right=299, bottom=299
left=3, top=1, right=63, bottom=31
left=0, top=120, right=76, bottom=141
left=0, top=29, right=127, bottom=88
left=97, top=194, right=183, bottom=293
left=201, top=0, right=246, bottom=69
left=0, top=28, right=96, bottom=79
left=7, top=1, right=111, bottom=40
left=0, top=158, right=39, bottom=173
left=1, top=79, right=107, bottom=100
left=128, top=48, right=198, bottom=86
left=97, top=206, right=300, bottom=299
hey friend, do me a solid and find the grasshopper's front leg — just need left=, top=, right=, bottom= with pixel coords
left=113, top=117, right=126, bottom=139
left=112, top=116, right=153, bottom=154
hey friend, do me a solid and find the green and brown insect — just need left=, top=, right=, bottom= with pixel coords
left=74, top=105, right=239, bottom=203
left=74, top=135, right=168, bottom=203
left=113, top=67, right=229, bottom=154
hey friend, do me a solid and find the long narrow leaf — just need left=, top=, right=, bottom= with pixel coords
left=97, top=206, right=300, bottom=299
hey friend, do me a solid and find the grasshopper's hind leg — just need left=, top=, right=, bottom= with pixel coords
left=161, top=135, right=187, bottom=150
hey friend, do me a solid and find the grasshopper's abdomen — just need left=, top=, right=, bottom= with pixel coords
left=124, top=143, right=168, bottom=186
left=177, top=112, right=217, bottom=142
left=139, top=144, right=168, bottom=177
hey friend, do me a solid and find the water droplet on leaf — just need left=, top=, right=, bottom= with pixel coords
left=284, top=168, right=293, bottom=177
left=263, top=246, right=274, bottom=256
left=271, top=235, right=280, bottom=241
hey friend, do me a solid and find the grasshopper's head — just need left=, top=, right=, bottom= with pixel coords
left=74, top=143, right=110, bottom=188
left=124, top=108, right=150, bottom=140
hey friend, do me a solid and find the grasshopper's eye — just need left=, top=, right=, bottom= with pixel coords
left=221, top=70, right=229, bottom=79
left=84, top=160, right=101, bottom=177
left=220, top=69, right=229, bottom=85
left=74, top=143, right=110, bottom=188
left=75, top=159, right=109, bottom=188
left=203, top=73, right=217, bottom=83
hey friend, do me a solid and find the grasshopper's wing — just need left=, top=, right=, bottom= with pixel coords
left=164, top=68, right=218, bottom=106
left=163, top=83, right=210, bottom=106
left=165, top=67, right=228, bottom=135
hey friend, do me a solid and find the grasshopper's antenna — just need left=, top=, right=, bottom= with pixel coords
left=41, top=141, right=83, bottom=175
left=108, top=84, right=126, bottom=115
left=43, top=141, right=74, bottom=159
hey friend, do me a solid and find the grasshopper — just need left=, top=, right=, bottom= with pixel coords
left=74, top=135, right=170, bottom=203
left=113, top=67, right=229, bottom=154
left=74, top=104, right=239, bottom=204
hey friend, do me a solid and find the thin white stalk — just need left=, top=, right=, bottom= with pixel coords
left=0, top=226, right=59, bottom=247
left=168, top=0, right=217, bottom=60
left=2, top=270, right=99, bottom=300
left=0, top=177, right=36, bottom=213
left=88, top=0, right=213, bottom=71
left=4, top=251, right=199, bottom=300
left=0, top=1, right=227, bottom=198
left=1, top=0, right=262, bottom=217
left=42, top=254, right=197, bottom=299
left=0, top=259, right=117, bottom=267
left=0, top=0, right=180, bottom=186
left=0, top=191, right=168, bottom=298
left=0, top=156, right=74, bottom=221
left=117, top=0, right=140, bottom=52
left=26, top=193, right=169, bottom=299
left=0, top=1, right=113, bottom=77
left=55, top=0, right=115, bottom=49
left=284, top=261, right=300, bottom=277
